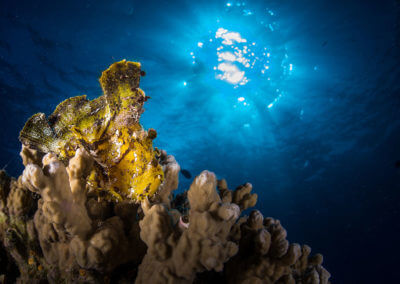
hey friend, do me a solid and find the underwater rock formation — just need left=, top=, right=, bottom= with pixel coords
left=0, top=61, right=330, bottom=283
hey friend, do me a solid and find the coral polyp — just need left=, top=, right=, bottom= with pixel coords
left=19, top=60, right=163, bottom=201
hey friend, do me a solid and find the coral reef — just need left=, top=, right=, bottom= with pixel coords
left=0, top=61, right=330, bottom=283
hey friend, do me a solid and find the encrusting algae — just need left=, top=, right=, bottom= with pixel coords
left=19, top=60, right=163, bottom=202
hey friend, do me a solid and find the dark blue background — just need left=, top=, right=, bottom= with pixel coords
left=1, top=0, right=399, bottom=282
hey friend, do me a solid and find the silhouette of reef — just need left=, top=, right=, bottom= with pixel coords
left=0, top=61, right=330, bottom=283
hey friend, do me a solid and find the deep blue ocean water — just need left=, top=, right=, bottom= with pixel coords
left=1, top=0, right=399, bottom=282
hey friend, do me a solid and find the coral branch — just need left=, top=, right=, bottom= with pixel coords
left=136, top=170, right=240, bottom=283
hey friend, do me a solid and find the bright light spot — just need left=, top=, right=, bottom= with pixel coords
left=197, top=42, right=203, bottom=48
left=183, top=81, right=187, bottom=86
left=268, top=24, right=274, bottom=31
left=268, top=103, right=274, bottom=108
left=190, top=52, right=194, bottom=55
left=238, top=97, right=245, bottom=102
left=234, top=51, right=250, bottom=66
left=267, top=53, right=270, bottom=57
left=215, top=28, right=247, bottom=45
left=226, top=2, right=232, bottom=7
left=218, top=52, right=236, bottom=61
left=268, top=10, right=274, bottom=16
left=243, top=102, right=247, bottom=106
left=214, top=28, right=251, bottom=86
left=289, top=64, right=293, bottom=71
left=217, top=63, right=245, bottom=84
left=239, top=78, right=249, bottom=85
left=243, top=9, right=253, bottom=16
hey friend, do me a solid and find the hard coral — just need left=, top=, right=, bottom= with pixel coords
left=0, top=148, right=331, bottom=283
left=225, top=211, right=331, bottom=283
left=0, top=147, right=147, bottom=282
left=0, top=60, right=331, bottom=283
left=137, top=171, right=240, bottom=283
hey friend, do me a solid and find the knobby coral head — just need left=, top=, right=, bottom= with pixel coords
left=19, top=60, right=164, bottom=202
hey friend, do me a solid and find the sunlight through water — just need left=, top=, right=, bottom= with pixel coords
left=187, top=1, right=294, bottom=111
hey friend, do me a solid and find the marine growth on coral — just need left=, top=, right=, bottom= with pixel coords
left=0, top=61, right=331, bottom=283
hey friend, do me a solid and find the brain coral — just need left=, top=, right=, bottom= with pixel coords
left=0, top=60, right=331, bottom=283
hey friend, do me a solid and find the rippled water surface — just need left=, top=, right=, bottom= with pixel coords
left=1, top=0, right=399, bottom=282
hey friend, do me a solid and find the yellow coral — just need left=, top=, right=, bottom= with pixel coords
left=19, top=60, right=163, bottom=202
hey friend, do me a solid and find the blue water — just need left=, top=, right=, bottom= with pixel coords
left=1, top=0, right=399, bottom=282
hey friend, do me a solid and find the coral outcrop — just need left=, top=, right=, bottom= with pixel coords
left=0, top=61, right=331, bottom=283
left=137, top=170, right=241, bottom=283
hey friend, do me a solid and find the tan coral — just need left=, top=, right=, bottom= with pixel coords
left=6, top=177, right=34, bottom=217
left=1, top=147, right=147, bottom=282
left=225, top=210, right=330, bottom=284
left=1, top=149, right=331, bottom=283
left=22, top=148, right=93, bottom=239
left=18, top=148, right=94, bottom=278
left=136, top=170, right=240, bottom=283
left=218, top=178, right=258, bottom=210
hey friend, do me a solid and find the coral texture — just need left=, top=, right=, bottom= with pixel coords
left=0, top=61, right=331, bottom=283
left=0, top=149, right=331, bottom=283
left=137, top=170, right=241, bottom=283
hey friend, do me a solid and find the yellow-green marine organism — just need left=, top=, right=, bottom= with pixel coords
left=19, top=60, right=164, bottom=202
